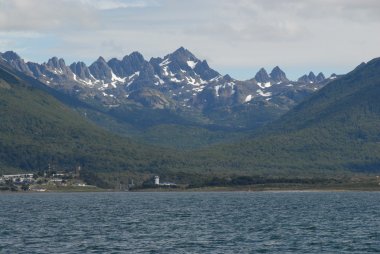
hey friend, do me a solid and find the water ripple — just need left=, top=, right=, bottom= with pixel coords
left=0, top=191, right=379, bottom=253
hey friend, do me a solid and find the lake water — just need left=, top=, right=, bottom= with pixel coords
left=0, top=191, right=379, bottom=253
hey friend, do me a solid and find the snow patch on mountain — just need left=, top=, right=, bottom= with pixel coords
left=52, top=68, right=63, bottom=75
left=111, top=71, right=126, bottom=82
left=154, top=75, right=165, bottom=85
left=192, top=86, right=205, bottom=93
left=257, top=89, right=272, bottom=97
left=245, top=94, right=252, bottom=102
left=187, top=60, right=197, bottom=69
left=170, top=77, right=183, bottom=83
left=257, top=82, right=271, bottom=89
left=81, top=79, right=95, bottom=87
left=210, top=75, right=223, bottom=82
left=159, top=58, right=171, bottom=67
left=214, top=85, right=222, bottom=96
left=186, top=76, right=204, bottom=86
left=162, top=66, right=169, bottom=76
left=213, top=82, right=236, bottom=96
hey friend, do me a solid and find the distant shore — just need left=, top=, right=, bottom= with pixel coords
left=1, top=182, right=380, bottom=193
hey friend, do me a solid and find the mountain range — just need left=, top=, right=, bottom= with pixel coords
left=0, top=47, right=335, bottom=132
left=1, top=47, right=379, bottom=187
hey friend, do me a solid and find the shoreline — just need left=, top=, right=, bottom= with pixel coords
left=131, top=186, right=380, bottom=193
left=2, top=185, right=380, bottom=194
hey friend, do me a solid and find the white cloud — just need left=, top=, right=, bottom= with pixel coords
left=0, top=0, right=379, bottom=80
left=78, top=0, right=156, bottom=10
left=0, top=0, right=97, bottom=31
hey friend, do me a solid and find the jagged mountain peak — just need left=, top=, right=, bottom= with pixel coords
left=270, top=66, right=288, bottom=82
left=255, top=68, right=270, bottom=83
left=70, top=61, right=87, bottom=68
left=123, top=51, right=145, bottom=62
left=89, top=56, right=112, bottom=81
left=223, top=74, right=233, bottom=81
left=47, top=57, right=66, bottom=68
left=154, top=47, right=218, bottom=82
left=167, top=47, right=198, bottom=63
left=107, top=51, right=148, bottom=78
left=70, top=61, right=92, bottom=81
left=297, top=74, right=308, bottom=83
left=96, top=56, right=107, bottom=63
left=1, top=51, right=22, bottom=61
left=172, top=46, right=194, bottom=56
left=257, top=67, right=267, bottom=72
left=316, top=72, right=325, bottom=82
left=271, top=66, right=283, bottom=73
left=298, top=71, right=326, bottom=83
left=328, top=73, right=338, bottom=80
left=194, top=60, right=220, bottom=80
left=308, top=71, right=316, bottom=79
left=47, top=56, right=59, bottom=62
left=1, top=51, right=33, bottom=76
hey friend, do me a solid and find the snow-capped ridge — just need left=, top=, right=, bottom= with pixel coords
left=0, top=48, right=332, bottom=113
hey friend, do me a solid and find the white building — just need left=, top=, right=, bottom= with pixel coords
left=154, top=176, right=160, bottom=185
left=2, top=174, right=34, bottom=182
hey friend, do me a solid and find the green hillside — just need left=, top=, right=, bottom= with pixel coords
left=204, top=57, right=380, bottom=175
left=0, top=64, right=178, bottom=176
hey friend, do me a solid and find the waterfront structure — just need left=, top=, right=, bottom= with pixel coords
left=1, top=174, right=34, bottom=183
left=154, top=176, right=160, bottom=185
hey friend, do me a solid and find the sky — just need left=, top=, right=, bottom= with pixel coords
left=0, top=0, right=380, bottom=80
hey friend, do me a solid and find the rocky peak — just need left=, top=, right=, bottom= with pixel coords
left=254, top=68, right=270, bottom=83
left=1, top=51, right=33, bottom=75
left=316, top=72, right=325, bottom=83
left=171, top=47, right=196, bottom=60
left=1, top=51, right=22, bottom=62
left=194, top=60, right=220, bottom=80
left=298, top=71, right=326, bottom=83
left=47, top=57, right=67, bottom=70
left=47, top=57, right=58, bottom=68
left=308, top=71, right=316, bottom=81
left=297, top=74, right=309, bottom=83
left=270, top=66, right=288, bottom=82
left=97, top=56, right=107, bottom=64
left=128, top=62, right=157, bottom=90
left=70, top=62, right=92, bottom=80
left=122, top=51, right=146, bottom=76
left=45, top=57, right=73, bottom=77
left=166, top=47, right=199, bottom=69
left=124, top=51, right=144, bottom=63
left=89, top=56, right=113, bottom=81
left=107, top=51, right=148, bottom=78
left=223, top=74, right=233, bottom=82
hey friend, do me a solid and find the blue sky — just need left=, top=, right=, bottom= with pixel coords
left=1, top=0, right=380, bottom=80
